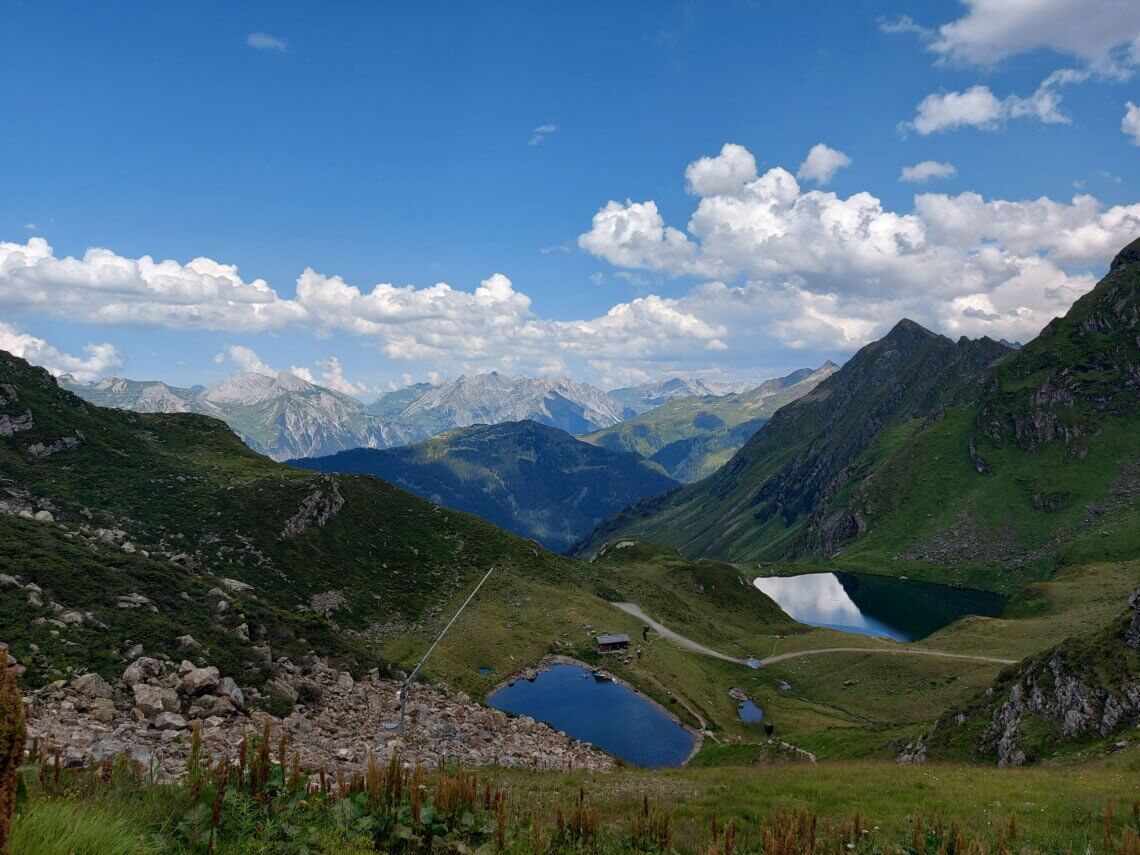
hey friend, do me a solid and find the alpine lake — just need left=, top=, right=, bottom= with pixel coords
left=487, top=573, right=1004, bottom=767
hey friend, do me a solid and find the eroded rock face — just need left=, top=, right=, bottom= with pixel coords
left=983, top=637, right=1140, bottom=766
left=282, top=480, right=344, bottom=536
left=903, top=587, right=1140, bottom=767
left=1126, top=588, right=1140, bottom=650
left=0, top=410, right=34, bottom=437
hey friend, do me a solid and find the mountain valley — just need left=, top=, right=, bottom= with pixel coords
left=289, top=420, right=679, bottom=552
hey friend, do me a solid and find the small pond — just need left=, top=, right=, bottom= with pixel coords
left=753, top=572, right=1005, bottom=642
left=477, top=667, right=492, bottom=675
left=737, top=699, right=764, bottom=723
left=488, top=664, right=695, bottom=767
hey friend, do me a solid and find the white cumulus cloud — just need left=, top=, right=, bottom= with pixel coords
left=0, top=320, right=123, bottom=383
left=577, top=142, right=1140, bottom=348
left=900, top=161, right=957, bottom=183
left=930, top=0, right=1140, bottom=70
left=215, top=345, right=274, bottom=375
left=796, top=143, right=852, bottom=185
left=1124, top=101, right=1140, bottom=145
left=0, top=237, right=305, bottom=332
left=685, top=143, right=758, bottom=196
left=904, top=85, right=1006, bottom=134
left=289, top=357, right=369, bottom=396
left=902, top=70, right=1086, bottom=135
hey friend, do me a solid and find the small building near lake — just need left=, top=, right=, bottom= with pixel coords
left=596, top=633, right=630, bottom=653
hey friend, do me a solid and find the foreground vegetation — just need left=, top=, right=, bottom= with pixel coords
left=8, top=725, right=1140, bottom=854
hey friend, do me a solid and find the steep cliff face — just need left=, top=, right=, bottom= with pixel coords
left=912, top=588, right=1140, bottom=766
left=978, top=238, right=1140, bottom=452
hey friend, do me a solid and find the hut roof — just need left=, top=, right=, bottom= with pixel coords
left=596, top=633, right=630, bottom=645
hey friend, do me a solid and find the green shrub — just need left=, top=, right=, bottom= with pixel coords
left=296, top=682, right=321, bottom=705
left=0, top=656, right=25, bottom=854
left=264, top=691, right=295, bottom=718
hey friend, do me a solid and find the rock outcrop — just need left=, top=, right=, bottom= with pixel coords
left=28, top=433, right=85, bottom=457
left=282, top=480, right=344, bottom=536
left=908, top=587, right=1140, bottom=766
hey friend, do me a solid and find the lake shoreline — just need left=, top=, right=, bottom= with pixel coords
left=485, top=654, right=704, bottom=766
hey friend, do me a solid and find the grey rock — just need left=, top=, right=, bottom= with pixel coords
left=282, top=480, right=344, bottom=536
left=133, top=684, right=180, bottom=717
left=180, top=666, right=220, bottom=696
left=265, top=678, right=298, bottom=703
left=28, top=433, right=84, bottom=456
left=219, top=577, right=254, bottom=595
left=153, top=712, right=189, bottom=730
left=218, top=676, right=244, bottom=709
left=0, top=410, right=34, bottom=437
left=71, top=672, right=113, bottom=700
left=123, top=657, right=165, bottom=686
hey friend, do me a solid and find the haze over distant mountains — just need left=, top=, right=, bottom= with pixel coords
left=583, top=363, right=839, bottom=481
left=60, top=368, right=797, bottom=462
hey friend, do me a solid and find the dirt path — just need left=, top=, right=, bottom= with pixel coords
left=610, top=602, right=1017, bottom=667
left=612, top=603, right=746, bottom=664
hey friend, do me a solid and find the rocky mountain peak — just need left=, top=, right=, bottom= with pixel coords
left=883, top=318, right=939, bottom=340
left=1109, top=235, right=1140, bottom=271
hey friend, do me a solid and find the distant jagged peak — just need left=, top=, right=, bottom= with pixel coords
left=202, top=370, right=319, bottom=405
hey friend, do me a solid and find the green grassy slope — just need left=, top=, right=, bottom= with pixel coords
left=288, top=420, right=678, bottom=553
left=0, top=351, right=593, bottom=687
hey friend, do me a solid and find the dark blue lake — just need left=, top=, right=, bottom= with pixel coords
left=753, top=572, right=1005, bottom=642
left=487, top=664, right=695, bottom=767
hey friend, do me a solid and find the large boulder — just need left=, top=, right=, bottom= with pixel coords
left=187, top=694, right=238, bottom=719
left=180, top=666, right=220, bottom=697
left=218, top=676, right=244, bottom=709
left=71, top=672, right=113, bottom=700
left=153, top=711, right=189, bottom=730
left=123, top=657, right=165, bottom=686
left=133, top=684, right=180, bottom=717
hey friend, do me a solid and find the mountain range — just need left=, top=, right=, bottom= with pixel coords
left=3, top=235, right=1139, bottom=785
left=582, top=238, right=1140, bottom=595
left=607, top=376, right=760, bottom=415
left=61, top=367, right=781, bottom=463
left=582, top=363, right=839, bottom=482
left=60, top=371, right=410, bottom=461
left=289, top=420, right=679, bottom=552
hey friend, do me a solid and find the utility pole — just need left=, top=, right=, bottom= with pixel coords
left=385, top=565, right=496, bottom=731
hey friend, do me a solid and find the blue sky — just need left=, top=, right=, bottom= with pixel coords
left=1, top=1, right=1138, bottom=395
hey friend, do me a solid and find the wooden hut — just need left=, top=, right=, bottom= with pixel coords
left=595, top=633, right=630, bottom=653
